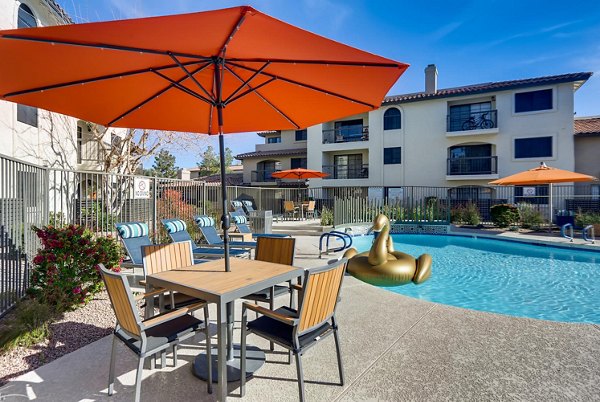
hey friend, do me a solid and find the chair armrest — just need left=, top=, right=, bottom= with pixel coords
left=134, top=287, right=168, bottom=301
left=139, top=279, right=147, bottom=286
left=142, top=301, right=207, bottom=329
left=242, top=302, right=298, bottom=326
left=290, top=284, right=303, bottom=292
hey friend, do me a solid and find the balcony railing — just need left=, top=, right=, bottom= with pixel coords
left=447, top=110, right=498, bottom=132
left=322, top=164, right=369, bottom=179
left=447, top=156, right=498, bottom=175
left=251, top=169, right=280, bottom=182
left=322, top=126, right=369, bottom=144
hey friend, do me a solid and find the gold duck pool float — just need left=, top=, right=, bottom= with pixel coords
left=343, top=214, right=432, bottom=287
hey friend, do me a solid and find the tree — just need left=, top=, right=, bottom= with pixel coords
left=197, top=145, right=234, bottom=177
left=151, top=149, right=179, bottom=178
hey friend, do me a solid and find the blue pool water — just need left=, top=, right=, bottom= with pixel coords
left=351, top=234, right=600, bottom=324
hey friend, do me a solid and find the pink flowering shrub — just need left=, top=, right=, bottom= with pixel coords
left=28, top=225, right=123, bottom=311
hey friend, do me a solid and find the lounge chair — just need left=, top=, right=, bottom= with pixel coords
left=230, top=214, right=290, bottom=238
left=161, top=218, right=250, bottom=258
left=240, top=258, right=348, bottom=402
left=100, top=265, right=212, bottom=402
left=115, top=222, right=152, bottom=273
left=230, top=200, right=247, bottom=216
left=241, top=200, right=256, bottom=215
left=193, top=215, right=256, bottom=249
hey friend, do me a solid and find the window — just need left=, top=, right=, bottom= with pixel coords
left=77, top=126, right=83, bottom=164
left=267, top=136, right=281, bottom=144
left=291, top=157, right=307, bottom=169
left=448, top=102, right=492, bottom=131
left=514, top=136, right=553, bottom=159
left=334, top=119, right=364, bottom=140
left=17, top=5, right=38, bottom=127
left=383, top=147, right=401, bottom=164
left=383, top=108, right=401, bottom=130
left=295, top=129, right=307, bottom=141
left=333, top=154, right=364, bottom=179
left=448, top=144, right=494, bottom=175
left=515, top=89, right=552, bottom=113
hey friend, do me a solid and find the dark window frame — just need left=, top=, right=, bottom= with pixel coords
left=266, top=136, right=281, bottom=144
left=17, top=5, right=39, bottom=128
left=295, top=129, right=307, bottom=141
left=514, top=136, right=553, bottom=159
left=515, top=88, right=553, bottom=113
left=383, top=147, right=402, bottom=164
left=383, top=108, right=401, bottom=130
left=290, top=157, right=307, bottom=169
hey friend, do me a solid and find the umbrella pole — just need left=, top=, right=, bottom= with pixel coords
left=549, top=183, right=553, bottom=231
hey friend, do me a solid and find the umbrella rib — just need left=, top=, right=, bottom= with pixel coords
left=226, top=77, right=276, bottom=105
left=107, top=63, right=211, bottom=127
left=228, top=58, right=404, bottom=69
left=223, top=61, right=270, bottom=104
left=1, top=34, right=212, bottom=61
left=218, top=8, right=250, bottom=58
left=168, top=53, right=216, bottom=102
left=2, top=60, right=203, bottom=98
left=225, top=65, right=300, bottom=129
left=151, top=69, right=215, bottom=105
left=228, top=61, right=377, bottom=108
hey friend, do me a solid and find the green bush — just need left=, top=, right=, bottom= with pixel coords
left=28, top=225, right=123, bottom=311
left=451, top=203, right=480, bottom=225
left=490, top=204, right=520, bottom=228
left=0, top=299, right=54, bottom=351
left=575, top=210, right=600, bottom=227
left=320, top=206, right=333, bottom=226
left=517, top=203, right=545, bottom=229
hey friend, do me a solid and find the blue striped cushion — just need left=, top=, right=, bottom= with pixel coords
left=241, top=200, right=253, bottom=207
left=231, top=200, right=243, bottom=207
left=195, top=216, right=215, bottom=227
left=116, top=222, right=149, bottom=239
left=164, top=219, right=187, bottom=233
left=231, top=215, right=248, bottom=224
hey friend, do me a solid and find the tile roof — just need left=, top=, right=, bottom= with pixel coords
left=383, top=72, right=592, bottom=105
left=574, top=116, right=600, bottom=137
left=236, top=148, right=307, bottom=159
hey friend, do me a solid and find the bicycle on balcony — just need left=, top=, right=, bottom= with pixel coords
left=461, top=112, right=494, bottom=130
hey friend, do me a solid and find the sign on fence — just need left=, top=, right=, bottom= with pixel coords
left=134, top=177, right=151, bottom=199
left=522, top=187, right=536, bottom=197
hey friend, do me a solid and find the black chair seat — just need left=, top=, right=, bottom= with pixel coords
left=116, top=314, right=203, bottom=355
left=243, top=285, right=290, bottom=302
left=247, top=306, right=332, bottom=349
left=142, top=292, right=203, bottom=310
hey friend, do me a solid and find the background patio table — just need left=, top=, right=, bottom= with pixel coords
left=146, top=258, right=303, bottom=401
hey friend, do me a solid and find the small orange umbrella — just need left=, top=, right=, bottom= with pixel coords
left=271, top=168, right=329, bottom=180
left=489, top=162, right=598, bottom=223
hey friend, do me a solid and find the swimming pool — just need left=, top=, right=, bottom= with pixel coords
left=351, top=234, right=600, bottom=324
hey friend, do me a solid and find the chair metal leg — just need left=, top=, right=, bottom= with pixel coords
left=108, top=334, right=118, bottom=396
left=295, top=352, right=306, bottom=402
left=269, top=288, right=275, bottom=351
left=172, top=345, right=178, bottom=367
left=204, top=305, right=213, bottom=394
left=161, top=351, right=166, bottom=368
left=134, top=356, right=144, bottom=402
left=333, top=326, right=345, bottom=386
left=240, top=306, right=248, bottom=397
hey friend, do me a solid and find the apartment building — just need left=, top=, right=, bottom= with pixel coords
left=574, top=116, right=600, bottom=181
left=236, top=130, right=308, bottom=187
left=305, top=66, right=592, bottom=198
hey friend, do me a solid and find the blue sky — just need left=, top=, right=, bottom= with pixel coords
left=58, top=0, right=600, bottom=169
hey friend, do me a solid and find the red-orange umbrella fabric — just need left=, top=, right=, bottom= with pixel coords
left=271, top=168, right=329, bottom=180
left=489, top=162, right=597, bottom=185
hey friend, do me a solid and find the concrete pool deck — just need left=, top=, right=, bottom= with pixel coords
left=1, top=236, right=599, bottom=401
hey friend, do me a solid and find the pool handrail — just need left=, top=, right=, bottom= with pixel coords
left=582, top=225, right=595, bottom=244
left=319, top=230, right=353, bottom=258
left=560, top=223, right=574, bottom=242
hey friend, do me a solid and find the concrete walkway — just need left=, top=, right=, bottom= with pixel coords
left=1, top=237, right=599, bottom=401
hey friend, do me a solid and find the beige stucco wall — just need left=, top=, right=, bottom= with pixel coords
left=574, top=136, right=600, bottom=178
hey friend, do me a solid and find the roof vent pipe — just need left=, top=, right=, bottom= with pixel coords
left=425, top=64, right=438, bottom=94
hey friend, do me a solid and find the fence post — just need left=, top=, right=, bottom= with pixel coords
left=202, top=182, right=207, bottom=215
left=43, top=166, right=50, bottom=226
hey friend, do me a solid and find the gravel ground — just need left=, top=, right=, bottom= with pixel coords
left=0, top=291, right=116, bottom=386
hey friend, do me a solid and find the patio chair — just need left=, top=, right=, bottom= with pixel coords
left=241, top=200, right=256, bottom=214
left=230, top=214, right=290, bottom=239
left=115, top=222, right=152, bottom=271
left=240, top=258, right=348, bottom=402
left=230, top=200, right=247, bottom=216
left=193, top=215, right=256, bottom=249
left=161, top=218, right=250, bottom=258
left=284, top=200, right=299, bottom=220
left=100, top=265, right=212, bottom=402
left=304, top=200, right=316, bottom=220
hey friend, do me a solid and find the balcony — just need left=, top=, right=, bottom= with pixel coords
left=447, top=156, right=498, bottom=176
left=322, top=164, right=369, bottom=179
left=251, top=169, right=280, bottom=182
left=322, top=126, right=369, bottom=144
left=447, top=110, right=498, bottom=133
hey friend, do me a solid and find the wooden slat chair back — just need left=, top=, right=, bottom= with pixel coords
left=284, top=201, right=296, bottom=212
left=142, top=241, right=194, bottom=277
left=255, top=236, right=295, bottom=265
left=102, top=268, right=142, bottom=337
left=297, top=260, right=346, bottom=333
left=306, top=200, right=316, bottom=211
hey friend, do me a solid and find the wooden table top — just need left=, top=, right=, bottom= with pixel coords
left=146, top=258, right=304, bottom=304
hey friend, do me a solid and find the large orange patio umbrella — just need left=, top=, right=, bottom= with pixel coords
left=489, top=162, right=598, bottom=223
left=271, top=168, right=329, bottom=180
left=0, top=5, right=408, bottom=274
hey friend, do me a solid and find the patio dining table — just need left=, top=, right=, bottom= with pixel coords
left=146, top=258, right=304, bottom=401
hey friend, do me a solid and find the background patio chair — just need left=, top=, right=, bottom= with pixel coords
left=161, top=218, right=250, bottom=258
left=240, top=258, right=348, bottom=402
left=193, top=215, right=256, bottom=249
left=304, top=200, right=317, bottom=220
left=115, top=222, right=152, bottom=271
left=100, top=265, right=212, bottom=401
left=284, top=200, right=299, bottom=220
left=230, top=200, right=247, bottom=217
left=241, top=200, right=256, bottom=215
left=230, top=213, right=290, bottom=238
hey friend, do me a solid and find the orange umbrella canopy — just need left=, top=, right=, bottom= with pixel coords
left=489, top=163, right=598, bottom=185
left=271, top=168, right=329, bottom=180
left=0, top=6, right=408, bottom=134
